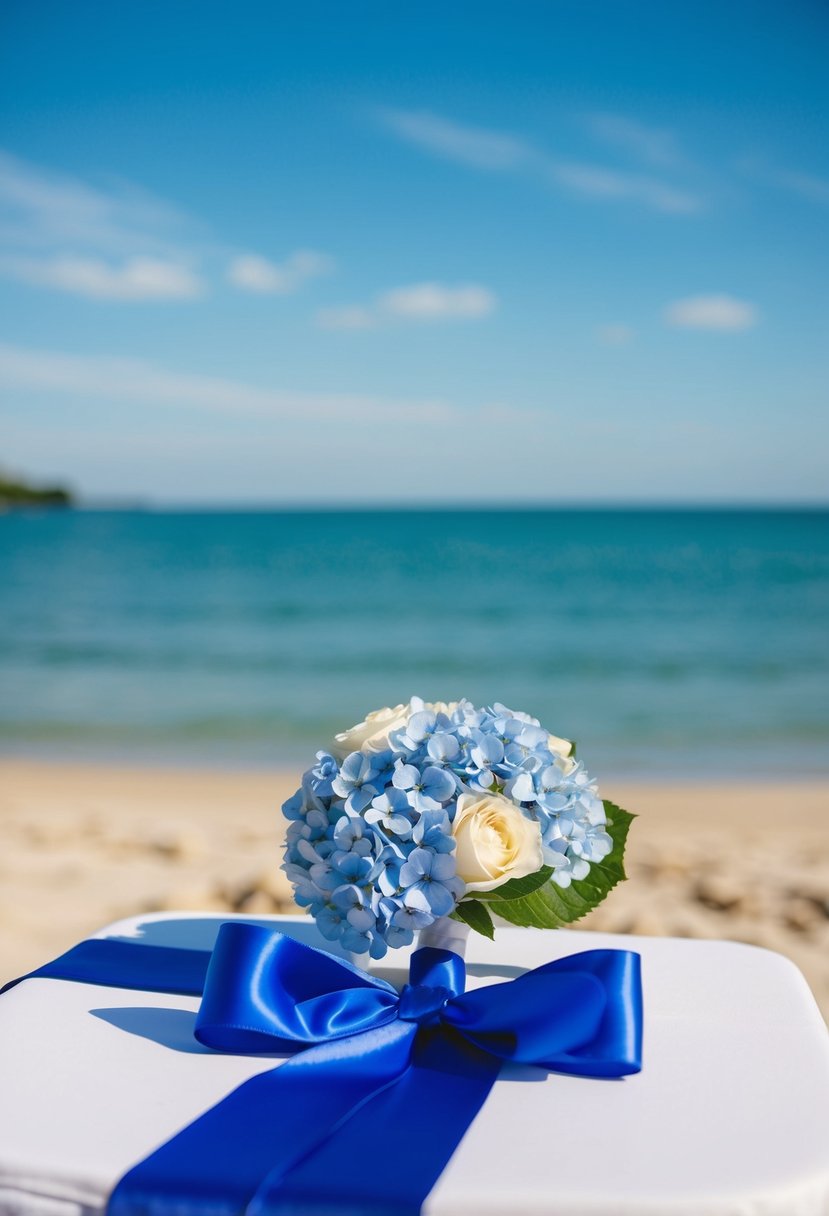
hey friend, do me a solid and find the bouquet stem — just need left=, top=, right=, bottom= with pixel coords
left=417, top=917, right=471, bottom=959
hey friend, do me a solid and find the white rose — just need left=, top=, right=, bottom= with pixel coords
left=547, top=732, right=573, bottom=756
left=547, top=733, right=576, bottom=774
left=330, top=698, right=461, bottom=760
left=452, top=791, right=544, bottom=893
left=330, top=703, right=412, bottom=760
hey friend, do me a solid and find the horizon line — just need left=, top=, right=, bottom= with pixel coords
left=50, top=498, right=829, bottom=513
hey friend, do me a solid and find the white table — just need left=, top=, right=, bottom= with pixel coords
left=1, top=913, right=828, bottom=1216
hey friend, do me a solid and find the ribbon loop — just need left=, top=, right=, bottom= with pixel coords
left=195, top=923, right=399, bottom=1052
left=444, top=950, right=642, bottom=1074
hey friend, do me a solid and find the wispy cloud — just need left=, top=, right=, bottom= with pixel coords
left=738, top=155, right=829, bottom=205
left=0, top=254, right=204, bottom=301
left=597, top=324, right=635, bottom=346
left=664, top=294, right=758, bottom=332
left=550, top=162, right=699, bottom=214
left=377, top=108, right=703, bottom=214
left=587, top=113, right=686, bottom=170
left=772, top=167, right=829, bottom=203
left=318, top=281, right=497, bottom=330
left=0, top=149, right=332, bottom=303
left=0, top=149, right=191, bottom=256
left=378, top=109, right=531, bottom=171
left=227, top=250, right=334, bottom=294
left=0, top=342, right=454, bottom=424
left=382, top=282, right=495, bottom=320
left=316, top=305, right=376, bottom=331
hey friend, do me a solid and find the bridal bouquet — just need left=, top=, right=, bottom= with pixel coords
left=282, top=698, right=633, bottom=958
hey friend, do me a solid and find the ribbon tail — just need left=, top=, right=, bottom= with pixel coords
left=249, top=1026, right=502, bottom=1216
left=107, top=1020, right=417, bottom=1216
left=1, top=939, right=213, bottom=997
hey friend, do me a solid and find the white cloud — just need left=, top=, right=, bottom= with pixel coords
left=317, top=305, right=376, bottom=331
left=772, top=168, right=829, bottom=203
left=380, top=282, right=495, bottom=320
left=317, top=281, right=497, bottom=330
left=551, top=162, right=700, bottom=214
left=588, top=113, right=686, bottom=170
left=227, top=249, right=334, bottom=294
left=0, top=254, right=204, bottom=301
left=737, top=155, right=829, bottom=204
left=0, top=342, right=454, bottom=424
left=378, top=108, right=703, bottom=215
left=0, top=149, right=333, bottom=304
left=597, top=324, right=635, bottom=346
left=377, top=109, right=531, bottom=171
left=665, top=294, right=758, bottom=331
left=0, top=148, right=190, bottom=256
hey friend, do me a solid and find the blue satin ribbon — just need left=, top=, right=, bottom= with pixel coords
left=5, top=924, right=642, bottom=1215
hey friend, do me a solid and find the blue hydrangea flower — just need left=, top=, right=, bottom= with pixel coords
left=375, top=842, right=406, bottom=897
left=316, top=903, right=348, bottom=941
left=399, top=848, right=463, bottom=916
left=389, top=901, right=433, bottom=933
left=332, top=752, right=380, bottom=813
left=392, top=762, right=455, bottom=812
left=412, top=808, right=455, bottom=852
left=332, top=814, right=374, bottom=855
left=331, top=884, right=375, bottom=932
left=426, top=731, right=460, bottom=764
left=365, top=788, right=415, bottom=837
left=309, top=751, right=339, bottom=797
left=467, top=733, right=504, bottom=789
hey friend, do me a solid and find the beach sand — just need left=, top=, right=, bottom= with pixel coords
left=1, top=759, right=827, bottom=1020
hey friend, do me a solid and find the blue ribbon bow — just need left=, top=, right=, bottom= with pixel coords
left=5, top=923, right=642, bottom=1215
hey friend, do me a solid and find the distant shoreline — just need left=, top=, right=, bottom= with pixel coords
left=0, top=475, right=73, bottom=510
left=16, top=501, right=828, bottom=514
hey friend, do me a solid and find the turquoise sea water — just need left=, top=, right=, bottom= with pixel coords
left=1, top=509, right=827, bottom=778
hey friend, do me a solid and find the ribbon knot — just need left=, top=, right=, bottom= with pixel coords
left=398, top=982, right=453, bottom=1025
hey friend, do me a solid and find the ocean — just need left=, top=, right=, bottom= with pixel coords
left=1, top=508, right=827, bottom=778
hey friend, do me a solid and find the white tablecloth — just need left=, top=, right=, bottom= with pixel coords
left=1, top=913, right=828, bottom=1216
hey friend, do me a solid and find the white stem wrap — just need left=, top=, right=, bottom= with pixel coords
left=417, top=917, right=471, bottom=958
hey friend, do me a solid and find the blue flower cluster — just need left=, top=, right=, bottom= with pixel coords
left=282, top=699, right=613, bottom=958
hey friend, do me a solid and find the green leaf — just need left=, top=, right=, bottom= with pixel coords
left=452, top=899, right=496, bottom=939
left=476, top=865, right=554, bottom=902
left=487, top=800, right=635, bottom=930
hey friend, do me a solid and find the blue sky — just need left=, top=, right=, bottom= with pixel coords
left=1, top=0, right=827, bottom=503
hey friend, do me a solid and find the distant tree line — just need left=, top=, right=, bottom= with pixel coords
left=0, top=473, right=73, bottom=508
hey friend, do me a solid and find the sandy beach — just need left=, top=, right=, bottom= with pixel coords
left=1, top=759, right=827, bottom=1020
